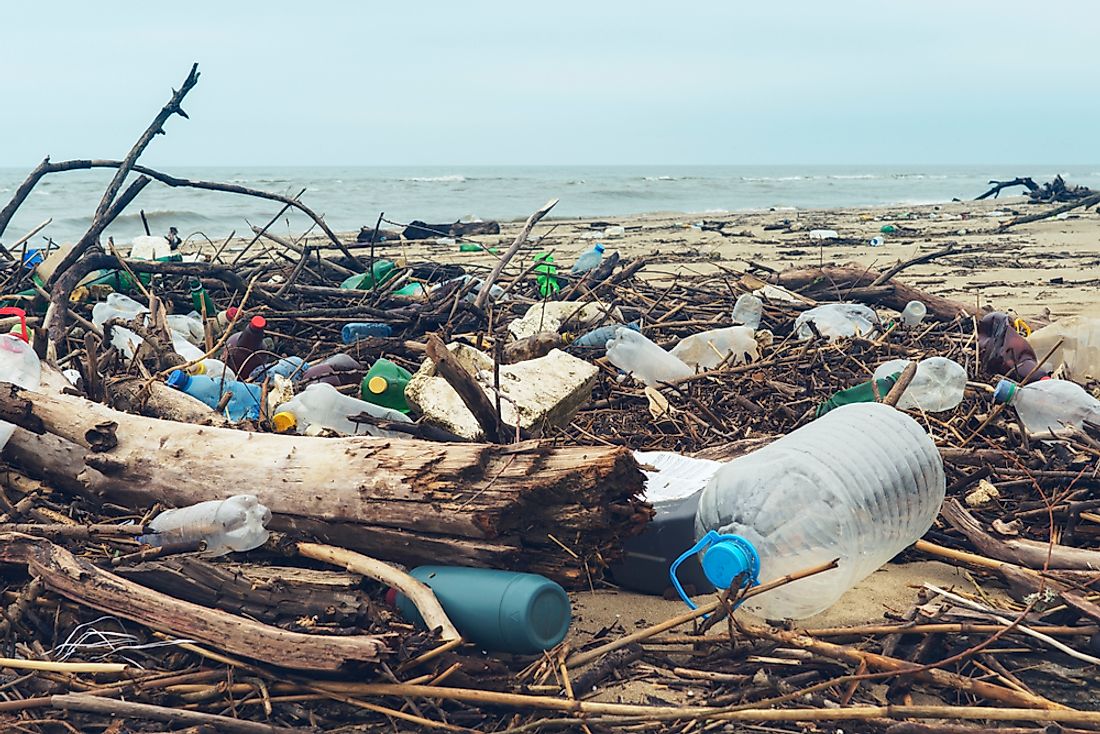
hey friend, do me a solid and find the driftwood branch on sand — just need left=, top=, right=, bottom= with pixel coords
left=0, top=383, right=647, bottom=587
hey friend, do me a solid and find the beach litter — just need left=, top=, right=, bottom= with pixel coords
left=0, top=64, right=1098, bottom=732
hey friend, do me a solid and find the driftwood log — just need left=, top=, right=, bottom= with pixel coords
left=0, top=385, right=647, bottom=587
left=770, top=265, right=975, bottom=321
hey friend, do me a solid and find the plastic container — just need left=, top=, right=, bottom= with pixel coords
left=794, top=303, right=880, bottom=342
left=901, top=301, right=927, bottom=327
left=0, top=316, right=42, bottom=451
left=224, top=316, right=268, bottom=377
left=393, top=283, right=429, bottom=300
left=610, top=451, right=723, bottom=595
left=571, top=322, right=640, bottom=350
left=342, top=323, right=393, bottom=344
left=272, top=382, right=411, bottom=436
left=361, top=358, right=412, bottom=413
left=671, top=326, right=759, bottom=371
left=686, top=403, right=945, bottom=619
left=167, top=313, right=205, bottom=346
left=605, top=328, right=693, bottom=387
left=869, top=236, right=886, bottom=247
left=302, top=354, right=363, bottom=387
left=732, top=294, right=763, bottom=329
left=872, top=357, right=967, bottom=413
left=1027, top=315, right=1100, bottom=382
left=139, top=495, right=271, bottom=556
left=248, top=356, right=311, bottom=383
left=808, top=229, right=839, bottom=240
left=993, top=378, right=1100, bottom=435
left=394, top=566, right=571, bottom=654
left=92, top=293, right=149, bottom=359
left=571, top=244, right=605, bottom=275
left=979, top=312, right=1048, bottom=383
left=339, top=260, right=397, bottom=290
left=166, top=370, right=262, bottom=422
left=129, top=234, right=173, bottom=260
left=880, top=224, right=897, bottom=233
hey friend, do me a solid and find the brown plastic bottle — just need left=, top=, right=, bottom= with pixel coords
left=978, top=312, right=1049, bottom=384
left=301, top=353, right=363, bottom=387
left=224, top=315, right=267, bottom=378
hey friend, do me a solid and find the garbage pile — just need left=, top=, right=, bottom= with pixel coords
left=0, top=66, right=1098, bottom=728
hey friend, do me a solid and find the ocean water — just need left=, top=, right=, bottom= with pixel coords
left=1, top=165, right=1098, bottom=247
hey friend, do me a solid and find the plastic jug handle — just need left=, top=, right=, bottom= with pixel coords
left=0, top=307, right=28, bottom=343
left=669, top=530, right=759, bottom=614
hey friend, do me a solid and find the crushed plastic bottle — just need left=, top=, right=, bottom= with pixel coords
left=272, top=382, right=412, bottom=436
left=0, top=313, right=41, bottom=451
left=571, top=244, right=605, bottom=275
left=1027, top=315, right=1100, bottom=382
left=166, top=370, right=262, bottom=421
left=993, top=378, right=1100, bottom=435
left=671, top=326, right=759, bottom=371
left=248, top=356, right=310, bottom=383
left=794, top=303, right=880, bottom=342
left=872, top=357, right=968, bottom=413
left=684, top=402, right=945, bottom=619
left=302, top=354, right=363, bottom=387
left=92, top=293, right=148, bottom=359
left=731, top=294, right=763, bottom=329
left=901, top=301, right=927, bottom=327
left=139, top=495, right=271, bottom=556
left=605, top=328, right=693, bottom=386
left=166, top=312, right=205, bottom=346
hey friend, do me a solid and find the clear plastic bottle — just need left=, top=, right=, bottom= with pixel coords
left=993, top=378, right=1100, bottom=435
left=189, top=358, right=237, bottom=384
left=605, top=328, right=693, bottom=386
left=872, top=357, right=967, bottom=412
left=671, top=326, right=759, bottom=371
left=732, top=294, right=763, bottom=329
left=570, top=244, right=605, bottom=275
left=139, top=495, right=271, bottom=556
left=0, top=333, right=42, bottom=450
left=248, top=356, right=311, bottom=383
left=272, top=382, right=411, bottom=436
left=901, top=301, right=927, bottom=327
left=1027, top=315, right=1100, bottom=382
left=794, top=303, right=880, bottom=342
left=689, top=403, right=945, bottom=619
left=92, top=293, right=148, bottom=359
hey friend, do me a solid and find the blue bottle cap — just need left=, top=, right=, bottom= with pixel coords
left=594, top=243, right=605, bottom=254
left=166, top=370, right=190, bottom=390
left=669, top=530, right=760, bottom=612
left=992, top=378, right=1017, bottom=405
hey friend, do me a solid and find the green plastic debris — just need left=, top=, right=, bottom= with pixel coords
left=534, top=253, right=560, bottom=297
left=816, top=373, right=899, bottom=418
left=339, top=260, right=398, bottom=290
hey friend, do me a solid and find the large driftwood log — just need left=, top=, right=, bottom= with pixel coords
left=770, top=265, right=975, bottom=321
left=0, top=534, right=385, bottom=671
left=0, top=385, right=647, bottom=587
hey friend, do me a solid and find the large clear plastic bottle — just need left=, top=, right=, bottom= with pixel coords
left=605, top=328, right=693, bottom=386
left=993, top=378, right=1100, bottom=435
left=272, top=382, right=411, bottom=436
left=872, top=357, right=968, bottom=412
left=1027, top=315, right=1100, bottom=382
left=139, top=495, right=271, bottom=556
left=671, top=326, right=759, bottom=371
left=570, top=244, right=605, bottom=275
left=794, top=303, right=880, bottom=342
left=0, top=333, right=42, bottom=450
left=692, top=402, right=945, bottom=619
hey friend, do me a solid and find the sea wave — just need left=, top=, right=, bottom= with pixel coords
left=401, top=175, right=467, bottom=183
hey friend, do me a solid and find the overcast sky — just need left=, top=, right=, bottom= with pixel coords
left=2, top=1, right=1096, bottom=167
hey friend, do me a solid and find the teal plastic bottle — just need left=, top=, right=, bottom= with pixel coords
left=815, top=374, right=898, bottom=418
left=393, top=566, right=571, bottom=654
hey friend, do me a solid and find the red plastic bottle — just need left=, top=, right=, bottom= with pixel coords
left=224, top=315, right=268, bottom=378
left=978, top=312, right=1049, bottom=384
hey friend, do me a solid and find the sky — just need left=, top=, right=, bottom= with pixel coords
left=1, top=1, right=1097, bottom=167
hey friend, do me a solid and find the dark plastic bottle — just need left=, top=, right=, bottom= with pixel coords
left=393, top=566, right=571, bottom=654
left=224, top=315, right=267, bottom=377
left=978, top=312, right=1049, bottom=384
left=301, top=354, right=363, bottom=387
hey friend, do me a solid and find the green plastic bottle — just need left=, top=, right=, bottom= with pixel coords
left=393, top=566, right=571, bottom=654
left=880, top=224, right=897, bottom=234
left=459, top=243, right=500, bottom=254
left=190, top=280, right=216, bottom=317
left=82, top=269, right=142, bottom=292
left=339, top=260, right=397, bottom=290
left=361, top=358, right=411, bottom=413
left=816, top=373, right=899, bottom=418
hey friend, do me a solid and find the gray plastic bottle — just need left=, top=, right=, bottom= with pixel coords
left=692, top=403, right=945, bottom=619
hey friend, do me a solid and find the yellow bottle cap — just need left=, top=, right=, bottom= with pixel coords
left=272, top=411, right=297, bottom=433
left=367, top=376, right=388, bottom=394
left=189, top=361, right=207, bottom=375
